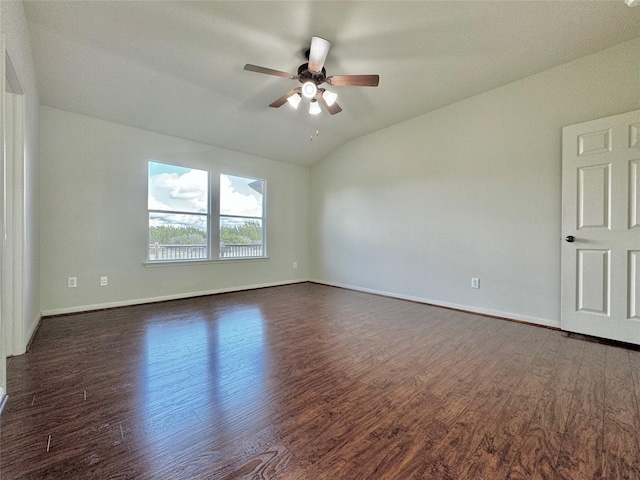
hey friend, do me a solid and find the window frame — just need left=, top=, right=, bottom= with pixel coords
left=146, top=161, right=267, bottom=264
left=147, top=161, right=211, bottom=263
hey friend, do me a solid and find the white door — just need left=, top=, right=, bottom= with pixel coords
left=561, top=109, right=640, bottom=345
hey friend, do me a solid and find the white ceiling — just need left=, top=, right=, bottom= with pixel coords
left=24, top=1, right=639, bottom=167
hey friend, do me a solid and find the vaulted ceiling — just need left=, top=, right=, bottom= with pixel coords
left=24, top=1, right=639, bottom=167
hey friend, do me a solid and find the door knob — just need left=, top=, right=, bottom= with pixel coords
left=565, top=235, right=575, bottom=243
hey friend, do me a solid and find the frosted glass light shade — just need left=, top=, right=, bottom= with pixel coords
left=309, top=99, right=321, bottom=115
left=323, top=90, right=338, bottom=106
left=302, top=81, right=318, bottom=99
left=287, top=93, right=301, bottom=109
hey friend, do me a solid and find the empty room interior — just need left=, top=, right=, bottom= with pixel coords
left=1, top=1, right=640, bottom=479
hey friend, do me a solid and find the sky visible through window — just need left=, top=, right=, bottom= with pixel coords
left=148, top=162, right=208, bottom=232
left=148, top=162, right=262, bottom=231
left=219, top=174, right=263, bottom=228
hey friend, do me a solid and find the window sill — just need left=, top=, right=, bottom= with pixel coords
left=143, top=257, right=270, bottom=268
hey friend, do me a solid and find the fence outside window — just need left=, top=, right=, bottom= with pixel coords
left=148, top=243, right=262, bottom=261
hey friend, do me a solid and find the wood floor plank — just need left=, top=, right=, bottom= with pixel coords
left=279, top=310, right=499, bottom=470
left=461, top=329, right=566, bottom=479
left=308, top=320, right=547, bottom=479
left=602, top=345, right=640, bottom=479
left=506, top=334, right=585, bottom=480
left=629, top=347, right=640, bottom=420
left=1, top=283, right=638, bottom=479
left=555, top=339, right=607, bottom=480
left=404, top=325, right=550, bottom=479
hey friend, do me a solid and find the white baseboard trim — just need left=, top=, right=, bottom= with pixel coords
left=41, top=280, right=309, bottom=317
left=40, top=278, right=560, bottom=329
left=310, top=279, right=561, bottom=330
left=25, top=313, right=43, bottom=352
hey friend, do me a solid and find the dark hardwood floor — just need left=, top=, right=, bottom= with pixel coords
left=1, top=283, right=639, bottom=479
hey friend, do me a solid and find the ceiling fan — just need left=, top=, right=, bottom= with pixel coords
left=244, top=36, right=379, bottom=115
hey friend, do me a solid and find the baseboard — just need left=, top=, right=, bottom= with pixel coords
left=41, top=278, right=559, bottom=329
left=310, top=279, right=561, bottom=330
left=41, top=279, right=309, bottom=317
left=25, top=313, right=43, bottom=352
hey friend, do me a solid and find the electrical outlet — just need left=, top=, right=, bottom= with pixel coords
left=293, top=261, right=298, bottom=269
left=68, top=277, right=77, bottom=288
left=471, top=277, right=480, bottom=289
left=100, top=276, right=108, bottom=286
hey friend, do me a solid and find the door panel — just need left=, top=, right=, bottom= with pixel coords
left=630, top=251, right=640, bottom=319
left=630, top=159, right=640, bottom=228
left=576, top=249, right=609, bottom=315
left=630, top=124, right=640, bottom=148
left=561, top=109, right=640, bottom=345
left=578, top=128, right=612, bottom=156
left=577, top=163, right=610, bottom=229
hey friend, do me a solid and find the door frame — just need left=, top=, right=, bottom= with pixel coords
left=0, top=40, right=27, bottom=407
left=0, top=31, right=7, bottom=404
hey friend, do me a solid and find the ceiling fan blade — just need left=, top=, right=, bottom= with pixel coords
left=308, top=36, right=331, bottom=74
left=244, top=64, right=298, bottom=80
left=269, top=88, right=301, bottom=108
left=326, top=74, right=380, bottom=87
left=318, top=91, right=342, bottom=115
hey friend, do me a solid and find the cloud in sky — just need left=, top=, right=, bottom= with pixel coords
left=148, top=163, right=263, bottom=230
left=149, top=167, right=208, bottom=213
left=220, top=174, right=262, bottom=217
left=148, top=195, right=171, bottom=211
left=149, top=212, right=207, bottom=230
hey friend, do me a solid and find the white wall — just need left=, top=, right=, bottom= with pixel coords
left=40, top=107, right=309, bottom=314
left=310, top=39, right=640, bottom=327
left=1, top=1, right=40, bottom=351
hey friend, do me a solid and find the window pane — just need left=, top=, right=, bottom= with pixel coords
left=148, top=213, right=208, bottom=261
left=220, top=217, right=263, bottom=258
left=220, top=174, right=263, bottom=217
left=149, top=161, right=208, bottom=214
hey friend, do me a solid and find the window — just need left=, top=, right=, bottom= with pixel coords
left=220, top=174, right=265, bottom=258
left=148, top=162, right=209, bottom=261
left=147, top=162, right=266, bottom=262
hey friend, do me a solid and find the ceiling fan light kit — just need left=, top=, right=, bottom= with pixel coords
left=287, top=93, right=302, bottom=109
left=309, top=99, right=321, bottom=115
left=244, top=36, right=379, bottom=116
left=322, top=89, right=338, bottom=107
left=301, top=81, right=317, bottom=99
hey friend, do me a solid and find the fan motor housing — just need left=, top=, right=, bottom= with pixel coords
left=297, top=63, right=326, bottom=85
